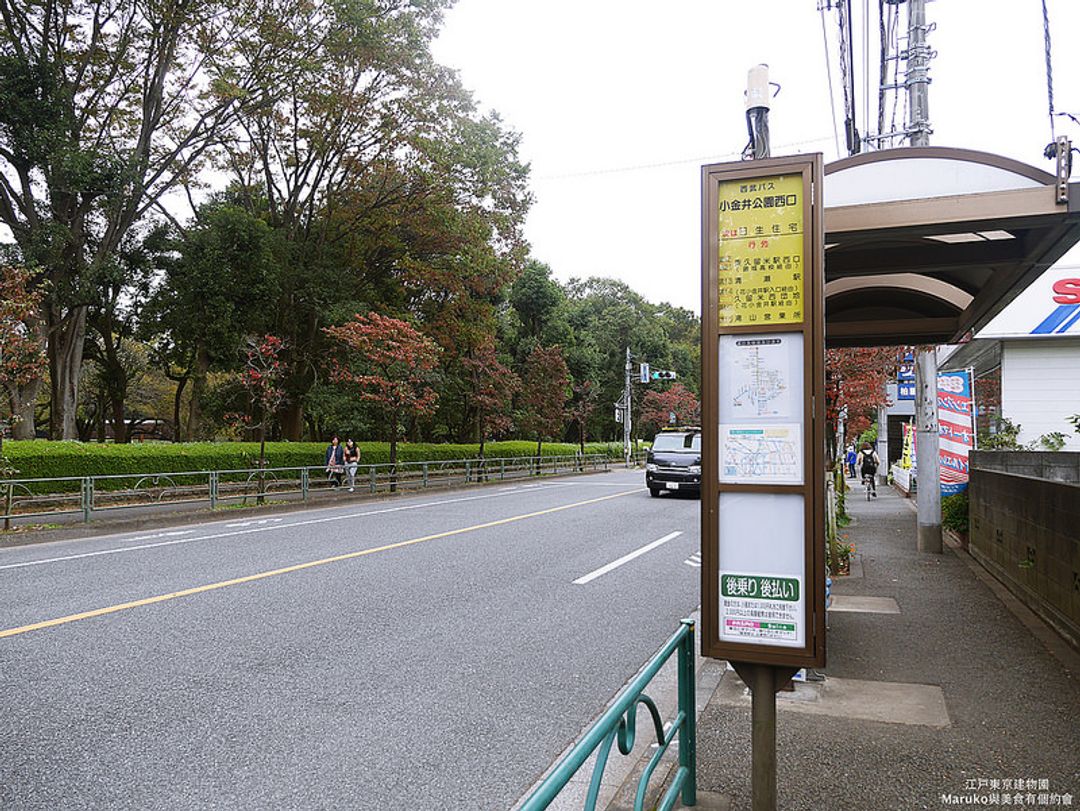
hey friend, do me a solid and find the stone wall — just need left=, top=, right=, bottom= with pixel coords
left=969, top=458, right=1080, bottom=650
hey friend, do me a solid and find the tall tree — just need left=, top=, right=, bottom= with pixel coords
left=144, top=203, right=278, bottom=439
left=518, top=344, right=569, bottom=463
left=323, top=312, right=440, bottom=470
left=0, top=0, right=305, bottom=437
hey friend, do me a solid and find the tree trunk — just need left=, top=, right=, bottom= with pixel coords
left=48, top=304, right=89, bottom=440
left=172, top=377, right=188, bottom=442
left=10, top=377, right=42, bottom=439
left=186, top=344, right=210, bottom=440
left=281, top=401, right=305, bottom=441
left=110, top=395, right=128, bottom=444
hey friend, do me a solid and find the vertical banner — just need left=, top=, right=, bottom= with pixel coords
left=701, top=155, right=825, bottom=669
left=937, top=370, right=974, bottom=495
left=901, top=422, right=915, bottom=470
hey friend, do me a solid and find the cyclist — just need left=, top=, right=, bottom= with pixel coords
left=858, top=442, right=880, bottom=497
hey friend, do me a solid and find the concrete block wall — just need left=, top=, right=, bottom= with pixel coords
left=969, top=450, right=1080, bottom=483
left=969, top=465, right=1080, bottom=650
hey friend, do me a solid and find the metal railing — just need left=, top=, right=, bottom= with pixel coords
left=0, top=453, right=611, bottom=528
left=519, top=619, right=697, bottom=811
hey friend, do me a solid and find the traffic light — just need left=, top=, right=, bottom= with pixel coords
left=650, top=370, right=678, bottom=381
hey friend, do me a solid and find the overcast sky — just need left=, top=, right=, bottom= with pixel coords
left=432, top=0, right=1080, bottom=314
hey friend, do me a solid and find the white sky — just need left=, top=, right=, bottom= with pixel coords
left=433, top=0, right=1080, bottom=314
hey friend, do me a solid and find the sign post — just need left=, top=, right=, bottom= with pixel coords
left=700, top=155, right=826, bottom=811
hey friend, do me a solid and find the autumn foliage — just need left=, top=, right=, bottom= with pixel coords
left=461, top=342, right=520, bottom=457
left=0, top=266, right=46, bottom=452
left=640, top=383, right=700, bottom=434
left=518, top=345, right=570, bottom=458
left=825, top=347, right=906, bottom=442
left=324, top=312, right=442, bottom=465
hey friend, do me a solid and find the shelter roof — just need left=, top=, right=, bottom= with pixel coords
left=823, top=146, right=1080, bottom=347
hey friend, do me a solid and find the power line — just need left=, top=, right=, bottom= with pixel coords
left=533, top=137, right=836, bottom=181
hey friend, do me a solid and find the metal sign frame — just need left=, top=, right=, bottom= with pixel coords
left=700, top=155, right=826, bottom=668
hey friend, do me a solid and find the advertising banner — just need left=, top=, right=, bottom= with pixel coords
left=937, top=370, right=974, bottom=496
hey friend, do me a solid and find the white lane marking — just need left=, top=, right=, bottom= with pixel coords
left=0, top=484, right=573, bottom=571
left=225, top=518, right=284, bottom=528
left=572, top=531, right=683, bottom=585
left=684, top=551, right=702, bottom=568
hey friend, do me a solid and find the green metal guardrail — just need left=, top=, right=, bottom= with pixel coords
left=519, top=619, right=697, bottom=811
left=0, top=453, right=611, bottom=528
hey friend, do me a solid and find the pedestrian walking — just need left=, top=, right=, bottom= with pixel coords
left=845, top=445, right=857, bottom=478
left=343, top=438, right=360, bottom=492
left=325, top=435, right=345, bottom=488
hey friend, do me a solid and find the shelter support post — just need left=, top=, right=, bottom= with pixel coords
left=915, top=347, right=942, bottom=553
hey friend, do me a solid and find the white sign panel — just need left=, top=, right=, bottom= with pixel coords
left=718, top=491, right=805, bottom=648
left=977, top=265, right=1080, bottom=338
left=719, top=333, right=804, bottom=484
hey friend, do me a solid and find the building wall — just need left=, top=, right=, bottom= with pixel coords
left=1001, top=338, right=1080, bottom=450
left=969, top=452, right=1080, bottom=651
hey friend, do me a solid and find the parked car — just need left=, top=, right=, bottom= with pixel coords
left=645, top=427, right=701, bottom=497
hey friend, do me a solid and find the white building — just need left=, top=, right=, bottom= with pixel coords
left=939, top=264, right=1080, bottom=451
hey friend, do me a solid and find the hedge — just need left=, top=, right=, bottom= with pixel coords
left=2, top=439, right=629, bottom=483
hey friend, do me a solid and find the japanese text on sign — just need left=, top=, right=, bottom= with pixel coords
left=717, top=174, right=804, bottom=326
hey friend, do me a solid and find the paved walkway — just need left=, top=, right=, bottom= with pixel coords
left=691, top=482, right=1080, bottom=810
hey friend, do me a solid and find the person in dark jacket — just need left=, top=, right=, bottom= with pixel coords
left=325, top=435, right=345, bottom=488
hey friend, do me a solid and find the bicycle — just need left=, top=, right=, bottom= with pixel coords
left=862, top=471, right=877, bottom=500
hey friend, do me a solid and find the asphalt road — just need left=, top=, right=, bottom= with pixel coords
left=0, top=469, right=700, bottom=810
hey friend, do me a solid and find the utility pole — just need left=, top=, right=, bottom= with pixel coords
left=906, top=0, right=941, bottom=551
left=623, top=347, right=632, bottom=466
left=906, top=0, right=931, bottom=147
left=915, top=348, right=942, bottom=552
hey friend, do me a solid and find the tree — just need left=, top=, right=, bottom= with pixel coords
left=144, top=204, right=278, bottom=440
left=0, top=0, right=308, bottom=438
left=567, top=380, right=600, bottom=456
left=640, top=383, right=700, bottom=435
left=0, top=265, right=46, bottom=455
left=237, top=335, right=287, bottom=476
left=518, top=345, right=570, bottom=464
left=826, top=347, right=905, bottom=460
left=460, top=342, right=518, bottom=461
left=323, top=312, right=441, bottom=471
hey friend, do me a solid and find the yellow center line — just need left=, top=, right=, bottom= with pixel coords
left=1, top=489, right=639, bottom=640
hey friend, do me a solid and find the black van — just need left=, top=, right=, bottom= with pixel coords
left=645, top=427, right=701, bottom=497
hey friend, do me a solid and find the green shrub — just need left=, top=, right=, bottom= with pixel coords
left=941, top=492, right=969, bottom=534
left=2, top=439, right=627, bottom=489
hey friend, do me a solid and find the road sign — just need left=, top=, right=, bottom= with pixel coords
left=639, top=363, right=650, bottom=383
left=700, top=155, right=826, bottom=669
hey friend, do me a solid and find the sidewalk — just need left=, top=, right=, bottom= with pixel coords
left=687, top=483, right=1080, bottom=810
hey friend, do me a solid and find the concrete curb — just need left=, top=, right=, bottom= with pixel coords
left=0, top=468, right=615, bottom=549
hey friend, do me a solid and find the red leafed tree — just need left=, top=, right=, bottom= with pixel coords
left=461, top=342, right=519, bottom=460
left=825, top=346, right=906, bottom=454
left=567, top=380, right=600, bottom=455
left=640, top=383, right=700, bottom=435
left=0, top=266, right=47, bottom=460
left=239, top=335, right=288, bottom=473
left=519, top=345, right=570, bottom=463
left=323, top=312, right=441, bottom=469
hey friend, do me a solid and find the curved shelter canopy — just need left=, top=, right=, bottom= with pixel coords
left=823, top=147, right=1080, bottom=347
